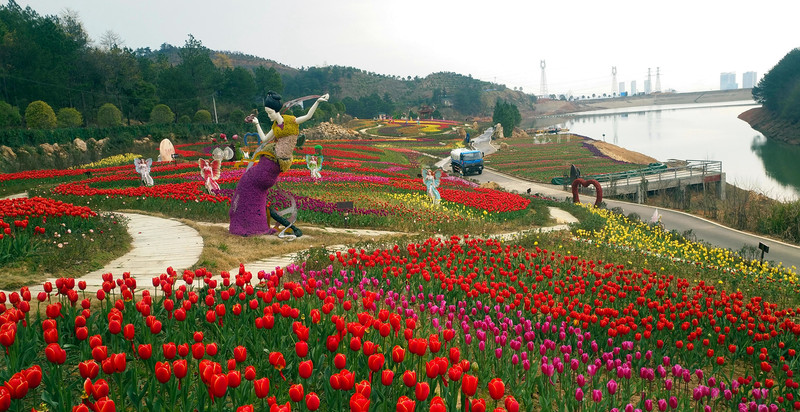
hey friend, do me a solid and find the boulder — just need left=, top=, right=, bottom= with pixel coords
left=73, top=138, right=88, bottom=152
left=0, top=145, right=16, bottom=160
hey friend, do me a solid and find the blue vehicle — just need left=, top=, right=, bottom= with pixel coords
left=450, top=148, right=484, bottom=175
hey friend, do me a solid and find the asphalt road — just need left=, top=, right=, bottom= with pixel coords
left=441, top=128, right=800, bottom=270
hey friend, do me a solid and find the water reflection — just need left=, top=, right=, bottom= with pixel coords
left=750, top=135, right=800, bottom=199
left=558, top=103, right=800, bottom=201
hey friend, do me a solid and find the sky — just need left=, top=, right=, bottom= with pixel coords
left=18, top=0, right=800, bottom=97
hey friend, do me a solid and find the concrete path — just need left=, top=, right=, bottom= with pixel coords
left=0, top=212, right=204, bottom=295
left=0, top=192, right=28, bottom=200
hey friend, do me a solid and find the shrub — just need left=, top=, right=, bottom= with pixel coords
left=194, top=109, right=212, bottom=124
left=229, top=109, right=245, bottom=123
left=178, top=115, right=191, bottom=124
left=97, top=103, right=122, bottom=127
left=150, top=104, right=175, bottom=124
left=57, top=107, right=83, bottom=128
left=24, top=100, right=57, bottom=129
left=0, top=101, right=22, bottom=127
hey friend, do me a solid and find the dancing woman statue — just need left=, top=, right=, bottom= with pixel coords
left=229, top=91, right=329, bottom=236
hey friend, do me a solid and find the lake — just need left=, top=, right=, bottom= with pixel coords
left=556, top=101, right=800, bottom=201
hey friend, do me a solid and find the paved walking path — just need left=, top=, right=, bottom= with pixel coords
left=0, top=212, right=204, bottom=296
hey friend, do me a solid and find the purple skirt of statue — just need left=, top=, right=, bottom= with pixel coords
left=229, top=158, right=280, bottom=236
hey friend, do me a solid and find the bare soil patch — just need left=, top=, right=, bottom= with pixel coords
left=587, top=140, right=659, bottom=164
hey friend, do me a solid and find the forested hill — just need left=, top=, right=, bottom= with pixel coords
left=0, top=2, right=534, bottom=127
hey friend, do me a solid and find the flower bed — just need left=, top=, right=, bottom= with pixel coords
left=0, top=235, right=798, bottom=411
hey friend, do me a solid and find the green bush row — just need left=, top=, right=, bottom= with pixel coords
left=0, top=122, right=253, bottom=148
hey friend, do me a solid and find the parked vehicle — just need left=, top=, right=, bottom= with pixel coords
left=450, top=148, right=484, bottom=175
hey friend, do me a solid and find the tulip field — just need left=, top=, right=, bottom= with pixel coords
left=2, top=133, right=800, bottom=411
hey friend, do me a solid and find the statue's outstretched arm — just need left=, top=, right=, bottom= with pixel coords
left=296, top=94, right=329, bottom=124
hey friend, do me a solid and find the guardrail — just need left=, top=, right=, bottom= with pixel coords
left=589, top=160, right=722, bottom=186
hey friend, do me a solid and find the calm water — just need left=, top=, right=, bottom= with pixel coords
left=556, top=101, right=800, bottom=201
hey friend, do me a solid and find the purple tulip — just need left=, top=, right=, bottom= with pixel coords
left=607, top=379, right=618, bottom=395
left=575, top=388, right=584, bottom=402
left=591, top=389, right=603, bottom=402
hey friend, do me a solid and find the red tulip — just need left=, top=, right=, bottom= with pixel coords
left=43, top=327, right=59, bottom=344
left=334, top=353, right=347, bottom=369
left=402, top=370, right=417, bottom=387
left=192, top=342, right=205, bottom=359
left=350, top=393, right=371, bottom=412
left=289, top=383, right=304, bottom=403
left=23, top=365, right=42, bottom=389
left=254, top=377, right=270, bottom=398
left=381, top=369, right=395, bottom=386
left=392, top=345, right=405, bottom=363
left=112, top=353, right=126, bottom=372
left=45, top=343, right=66, bottom=364
left=0, top=387, right=10, bottom=412
left=368, top=354, right=385, bottom=372
left=234, top=346, right=247, bottom=363
left=155, top=361, right=171, bottom=384
left=90, top=379, right=110, bottom=400
left=80, top=360, right=100, bottom=380
left=211, top=373, right=228, bottom=398
left=244, top=365, right=256, bottom=381
left=470, top=398, right=487, bottom=412
left=415, top=382, right=430, bottom=401
left=6, top=373, right=28, bottom=399
left=305, top=392, right=321, bottom=411
left=122, top=323, right=134, bottom=341
left=138, top=344, right=153, bottom=360
left=207, top=342, right=218, bottom=356
left=228, top=370, right=242, bottom=388
left=505, top=395, right=520, bottom=412
left=295, top=341, right=309, bottom=357
left=170, top=358, right=187, bottom=380
left=487, top=378, right=505, bottom=400
left=92, top=345, right=109, bottom=362
left=355, top=380, right=371, bottom=398
left=462, top=374, right=478, bottom=396
left=94, top=396, right=115, bottom=412
left=299, top=360, right=314, bottom=379
left=430, top=397, right=446, bottom=412
left=237, top=406, right=254, bottom=412
left=396, top=395, right=416, bottom=412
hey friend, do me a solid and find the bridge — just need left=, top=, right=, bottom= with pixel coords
left=566, top=160, right=726, bottom=203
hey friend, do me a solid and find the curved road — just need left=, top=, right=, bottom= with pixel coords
left=439, top=128, right=800, bottom=270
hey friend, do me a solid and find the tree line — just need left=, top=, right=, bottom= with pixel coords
left=752, top=48, right=800, bottom=122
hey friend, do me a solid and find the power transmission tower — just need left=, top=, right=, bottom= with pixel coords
left=612, top=67, right=617, bottom=96
left=540, top=60, right=548, bottom=98
left=656, top=67, right=661, bottom=92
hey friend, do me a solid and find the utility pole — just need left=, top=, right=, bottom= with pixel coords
left=212, top=94, right=219, bottom=123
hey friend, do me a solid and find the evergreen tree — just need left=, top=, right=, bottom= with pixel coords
left=753, top=48, right=800, bottom=122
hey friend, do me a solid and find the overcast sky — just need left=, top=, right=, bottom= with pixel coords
left=19, top=0, right=800, bottom=97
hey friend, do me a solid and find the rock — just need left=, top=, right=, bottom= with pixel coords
left=499, top=142, right=509, bottom=150
left=511, top=127, right=529, bottom=139
left=73, top=138, right=88, bottom=152
left=492, top=123, right=504, bottom=139
left=479, top=181, right=502, bottom=190
left=0, top=145, right=16, bottom=160
left=304, top=122, right=361, bottom=140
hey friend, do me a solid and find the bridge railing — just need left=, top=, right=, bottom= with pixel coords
left=593, top=159, right=723, bottom=190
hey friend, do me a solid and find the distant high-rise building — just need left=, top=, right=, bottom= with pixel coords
left=631, top=80, right=638, bottom=95
left=644, top=79, right=652, bottom=94
left=619, top=82, right=626, bottom=95
left=720, top=72, right=738, bottom=90
left=743, top=71, right=757, bottom=88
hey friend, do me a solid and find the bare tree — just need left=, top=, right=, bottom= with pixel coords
left=100, top=30, right=124, bottom=50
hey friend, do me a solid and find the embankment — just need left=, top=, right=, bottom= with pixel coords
left=738, top=107, right=800, bottom=145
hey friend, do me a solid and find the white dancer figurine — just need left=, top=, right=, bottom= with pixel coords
left=134, top=158, right=154, bottom=187
left=423, top=167, right=442, bottom=205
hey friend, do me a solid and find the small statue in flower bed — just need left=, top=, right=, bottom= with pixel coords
left=229, top=91, right=328, bottom=236
left=134, top=158, right=154, bottom=187
left=198, top=158, right=221, bottom=194
left=305, top=144, right=324, bottom=180
left=423, top=166, right=442, bottom=205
